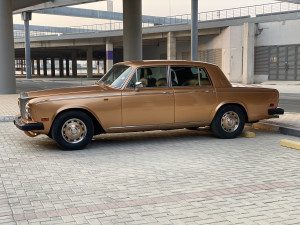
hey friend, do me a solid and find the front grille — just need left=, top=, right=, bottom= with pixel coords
left=19, top=92, right=29, bottom=119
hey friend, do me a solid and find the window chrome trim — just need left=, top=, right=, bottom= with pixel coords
left=122, top=67, right=138, bottom=90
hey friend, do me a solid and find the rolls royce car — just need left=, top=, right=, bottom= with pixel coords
left=14, top=60, right=284, bottom=150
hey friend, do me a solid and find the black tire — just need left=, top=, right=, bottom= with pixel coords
left=51, top=110, right=94, bottom=150
left=211, top=105, right=245, bottom=139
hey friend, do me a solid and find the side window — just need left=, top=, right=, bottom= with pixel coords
left=170, top=66, right=212, bottom=87
left=170, top=67, right=199, bottom=87
left=128, top=66, right=168, bottom=88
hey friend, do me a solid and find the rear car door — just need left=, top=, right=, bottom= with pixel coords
left=171, top=66, right=217, bottom=124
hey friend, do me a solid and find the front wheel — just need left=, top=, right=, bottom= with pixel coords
left=211, top=105, right=245, bottom=139
left=51, top=111, right=94, bottom=150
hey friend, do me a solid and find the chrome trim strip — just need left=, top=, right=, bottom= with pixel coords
left=35, top=94, right=121, bottom=104
left=107, top=121, right=208, bottom=132
left=122, top=91, right=173, bottom=97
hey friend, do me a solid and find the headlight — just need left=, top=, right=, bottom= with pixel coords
left=25, top=103, right=31, bottom=119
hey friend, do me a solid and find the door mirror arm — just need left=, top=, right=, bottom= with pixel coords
left=134, top=81, right=143, bottom=91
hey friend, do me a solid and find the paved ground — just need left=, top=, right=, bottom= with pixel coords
left=0, top=78, right=299, bottom=224
left=261, top=112, right=300, bottom=130
left=259, top=81, right=300, bottom=94
left=16, top=78, right=97, bottom=93
left=0, top=95, right=19, bottom=117
left=0, top=122, right=300, bottom=225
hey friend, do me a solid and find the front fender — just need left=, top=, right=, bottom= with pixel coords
left=51, top=105, right=106, bottom=133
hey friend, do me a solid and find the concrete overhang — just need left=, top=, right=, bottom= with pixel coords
left=13, top=0, right=48, bottom=11
left=13, top=0, right=103, bottom=13
left=277, top=0, right=300, bottom=4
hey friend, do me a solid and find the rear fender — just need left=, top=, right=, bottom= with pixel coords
left=211, top=101, right=249, bottom=122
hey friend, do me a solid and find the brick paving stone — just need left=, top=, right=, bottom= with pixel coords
left=0, top=122, right=299, bottom=224
left=0, top=94, right=19, bottom=117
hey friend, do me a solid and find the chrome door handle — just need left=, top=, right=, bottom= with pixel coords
left=163, top=91, right=172, bottom=94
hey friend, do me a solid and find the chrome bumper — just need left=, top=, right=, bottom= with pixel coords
left=14, top=116, right=44, bottom=131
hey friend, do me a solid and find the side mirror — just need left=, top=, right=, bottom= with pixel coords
left=134, top=81, right=143, bottom=91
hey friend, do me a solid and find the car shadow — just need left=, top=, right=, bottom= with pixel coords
left=32, top=128, right=215, bottom=152
left=89, top=128, right=214, bottom=148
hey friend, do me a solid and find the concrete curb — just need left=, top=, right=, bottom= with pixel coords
left=0, top=116, right=16, bottom=122
left=279, top=126, right=300, bottom=138
left=253, top=122, right=300, bottom=138
left=280, top=139, right=300, bottom=150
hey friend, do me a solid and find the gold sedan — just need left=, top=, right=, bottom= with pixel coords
left=14, top=60, right=284, bottom=150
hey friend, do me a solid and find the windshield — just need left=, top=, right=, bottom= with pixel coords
left=100, top=65, right=132, bottom=88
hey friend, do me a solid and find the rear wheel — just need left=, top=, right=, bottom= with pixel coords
left=211, top=105, right=245, bottom=139
left=51, top=111, right=94, bottom=150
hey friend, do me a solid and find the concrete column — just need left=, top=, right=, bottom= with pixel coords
left=59, top=58, right=64, bottom=77
left=31, top=60, right=35, bottom=75
left=96, top=60, right=99, bottom=75
left=22, top=12, right=32, bottom=79
left=107, top=0, right=113, bottom=11
left=106, top=39, right=114, bottom=72
left=103, top=59, right=107, bottom=74
left=66, top=59, right=70, bottom=77
left=123, top=0, right=142, bottom=61
left=87, top=47, right=93, bottom=78
left=71, top=52, right=77, bottom=77
left=15, top=60, right=18, bottom=75
left=50, top=58, right=55, bottom=77
left=43, top=58, right=47, bottom=76
left=167, top=32, right=176, bottom=60
left=37, top=59, right=41, bottom=76
left=21, top=60, right=24, bottom=75
left=191, top=0, right=199, bottom=61
left=0, top=0, right=16, bottom=94
left=242, top=22, right=255, bottom=84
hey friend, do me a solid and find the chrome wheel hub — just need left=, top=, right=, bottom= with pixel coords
left=221, top=111, right=240, bottom=133
left=61, top=118, right=87, bottom=144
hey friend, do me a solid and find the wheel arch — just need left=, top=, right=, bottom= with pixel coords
left=213, top=102, right=249, bottom=123
left=50, top=107, right=105, bottom=136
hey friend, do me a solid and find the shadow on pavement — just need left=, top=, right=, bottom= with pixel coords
left=30, top=129, right=215, bottom=152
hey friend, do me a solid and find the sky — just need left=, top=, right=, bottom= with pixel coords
left=13, top=0, right=278, bottom=27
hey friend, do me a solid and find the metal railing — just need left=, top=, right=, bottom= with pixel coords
left=14, top=2, right=300, bottom=39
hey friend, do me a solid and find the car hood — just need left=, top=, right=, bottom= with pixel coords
left=26, top=85, right=116, bottom=100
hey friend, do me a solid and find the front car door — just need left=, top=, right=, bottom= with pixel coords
left=121, top=66, right=174, bottom=128
left=171, top=66, right=217, bottom=124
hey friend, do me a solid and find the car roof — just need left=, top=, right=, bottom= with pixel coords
left=115, top=60, right=218, bottom=68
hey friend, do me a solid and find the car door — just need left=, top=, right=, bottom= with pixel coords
left=121, top=66, right=174, bottom=127
left=171, top=66, right=217, bottom=124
